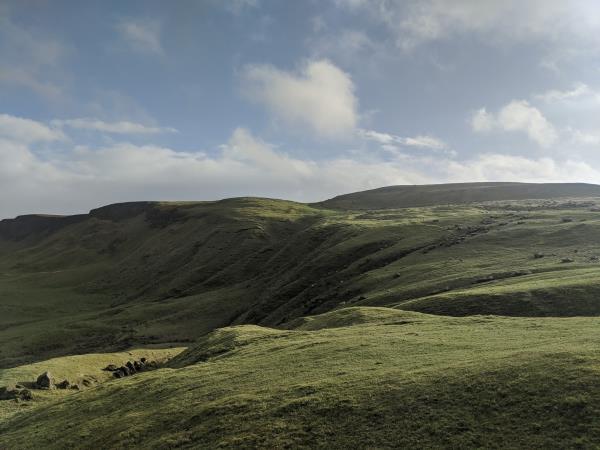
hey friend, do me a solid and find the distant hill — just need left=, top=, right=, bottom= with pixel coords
left=318, top=182, right=600, bottom=210
left=3, top=185, right=600, bottom=368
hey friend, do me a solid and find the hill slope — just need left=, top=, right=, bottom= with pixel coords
left=3, top=185, right=600, bottom=367
left=2, top=307, right=600, bottom=448
left=318, top=182, right=600, bottom=210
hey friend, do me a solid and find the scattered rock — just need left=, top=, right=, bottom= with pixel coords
left=70, top=384, right=80, bottom=390
left=591, top=256, right=599, bottom=261
left=0, top=385, right=33, bottom=401
left=109, top=358, right=156, bottom=379
left=533, top=252, right=545, bottom=259
left=562, top=217, right=574, bottom=223
left=56, top=380, right=70, bottom=390
left=19, top=389, right=33, bottom=400
left=36, top=371, right=54, bottom=390
left=561, top=258, right=574, bottom=263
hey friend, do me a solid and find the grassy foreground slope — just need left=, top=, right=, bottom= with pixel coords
left=0, top=347, right=184, bottom=422
left=4, top=184, right=600, bottom=366
left=2, top=307, right=600, bottom=448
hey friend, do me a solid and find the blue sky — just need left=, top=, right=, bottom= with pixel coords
left=1, top=0, right=600, bottom=218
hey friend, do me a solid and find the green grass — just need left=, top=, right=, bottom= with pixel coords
left=4, top=194, right=600, bottom=367
left=0, top=347, right=184, bottom=423
left=3, top=307, right=600, bottom=448
left=5, top=185, right=600, bottom=447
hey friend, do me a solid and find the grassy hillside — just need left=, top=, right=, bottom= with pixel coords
left=2, top=307, right=600, bottom=448
left=0, top=347, right=184, bottom=423
left=319, top=182, right=600, bottom=210
left=3, top=186, right=600, bottom=367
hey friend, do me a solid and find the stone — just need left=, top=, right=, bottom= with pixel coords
left=56, top=380, right=70, bottom=389
left=0, top=385, right=33, bottom=401
left=103, top=364, right=118, bottom=371
left=19, top=389, right=33, bottom=400
left=126, top=361, right=136, bottom=374
left=36, top=371, right=55, bottom=389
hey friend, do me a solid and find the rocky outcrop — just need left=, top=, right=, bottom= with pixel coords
left=0, top=385, right=33, bottom=401
left=109, top=358, right=156, bottom=379
left=0, top=214, right=86, bottom=241
left=36, top=371, right=55, bottom=389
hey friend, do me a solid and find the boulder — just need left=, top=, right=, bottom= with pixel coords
left=36, top=371, right=54, bottom=389
left=103, top=364, right=118, bottom=371
left=561, top=258, right=574, bottom=263
left=126, top=361, right=136, bottom=374
left=56, top=380, right=70, bottom=389
left=133, top=361, right=142, bottom=371
left=119, top=366, right=130, bottom=377
left=19, top=389, right=33, bottom=400
left=0, top=385, right=33, bottom=401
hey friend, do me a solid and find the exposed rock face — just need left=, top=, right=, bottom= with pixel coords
left=0, top=214, right=87, bottom=241
left=36, top=371, right=55, bottom=389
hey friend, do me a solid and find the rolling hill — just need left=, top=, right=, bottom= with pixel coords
left=3, top=182, right=600, bottom=448
left=318, top=182, right=600, bottom=210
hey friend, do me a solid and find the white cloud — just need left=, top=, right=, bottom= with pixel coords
left=0, top=15, right=66, bottom=99
left=0, top=67, right=62, bottom=99
left=470, top=108, right=494, bottom=132
left=242, top=59, right=357, bottom=138
left=403, top=135, right=447, bottom=150
left=568, top=128, right=600, bottom=146
left=333, top=0, right=600, bottom=51
left=535, top=82, right=594, bottom=103
left=117, top=19, right=163, bottom=55
left=52, top=118, right=177, bottom=135
left=470, top=101, right=558, bottom=148
left=0, top=114, right=65, bottom=143
left=1, top=124, right=599, bottom=219
left=445, top=154, right=600, bottom=184
left=358, top=128, right=449, bottom=152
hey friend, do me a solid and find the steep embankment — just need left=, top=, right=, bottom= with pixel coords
left=3, top=307, right=600, bottom=449
left=3, top=184, right=600, bottom=367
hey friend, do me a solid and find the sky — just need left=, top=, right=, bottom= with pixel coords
left=2, top=0, right=600, bottom=218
